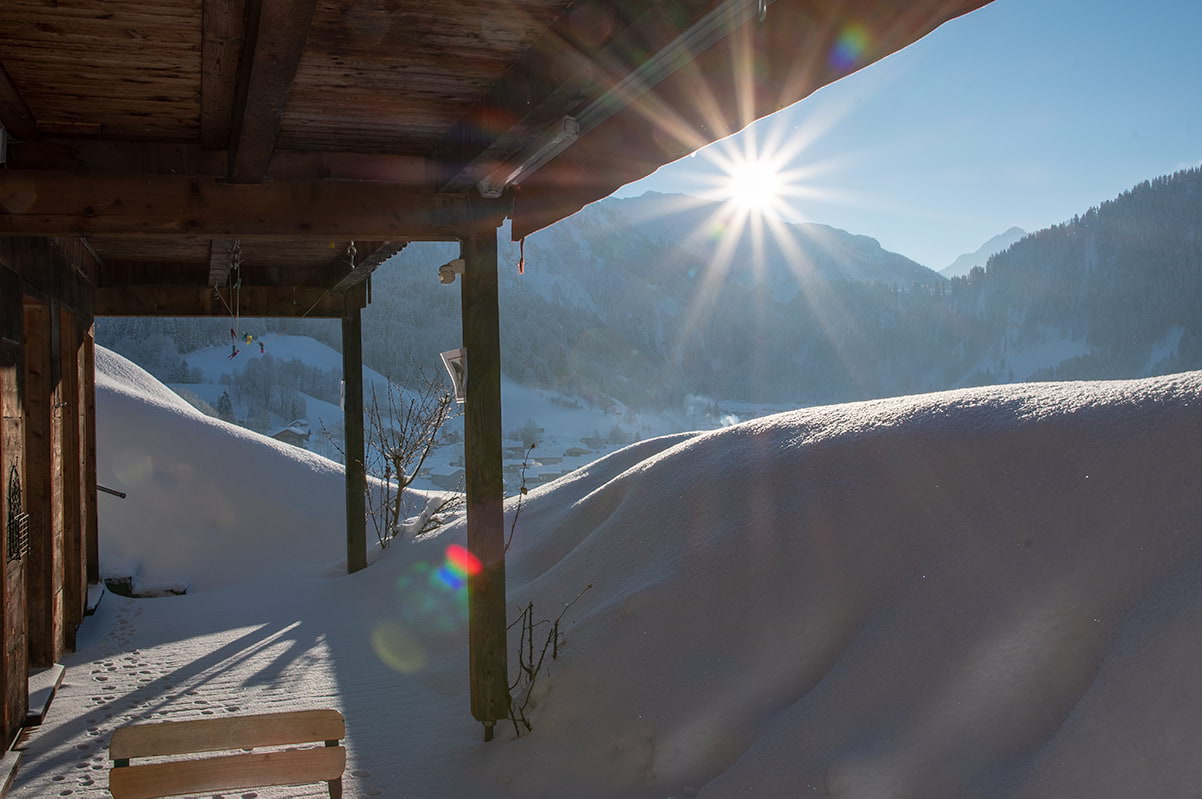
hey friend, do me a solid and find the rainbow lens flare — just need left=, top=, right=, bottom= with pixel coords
left=438, top=544, right=482, bottom=590
left=830, top=23, right=869, bottom=71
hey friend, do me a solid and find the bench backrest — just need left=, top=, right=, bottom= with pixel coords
left=109, top=709, right=346, bottom=799
left=110, top=708, right=345, bottom=760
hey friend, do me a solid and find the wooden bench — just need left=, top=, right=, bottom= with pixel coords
left=108, top=708, right=345, bottom=799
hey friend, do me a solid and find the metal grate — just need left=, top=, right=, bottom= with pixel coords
left=7, top=464, right=29, bottom=562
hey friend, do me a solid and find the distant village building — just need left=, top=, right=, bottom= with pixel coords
left=270, top=419, right=310, bottom=447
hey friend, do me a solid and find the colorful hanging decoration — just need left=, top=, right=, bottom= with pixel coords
left=214, top=241, right=267, bottom=356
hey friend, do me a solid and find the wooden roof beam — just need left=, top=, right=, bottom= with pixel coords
left=201, top=0, right=249, bottom=150
left=95, top=283, right=365, bottom=318
left=0, top=60, right=39, bottom=142
left=0, top=171, right=467, bottom=240
left=227, top=0, right=318, bottom=182
left=4, top=140, right=429, bottom=184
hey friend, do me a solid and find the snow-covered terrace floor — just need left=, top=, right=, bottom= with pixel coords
left=10, top=589, right=421, bottom=799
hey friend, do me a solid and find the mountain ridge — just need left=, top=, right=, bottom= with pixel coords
left=940, top=225, right=1028, bottom=277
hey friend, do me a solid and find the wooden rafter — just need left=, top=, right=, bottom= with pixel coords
left=207, top=239, right=238, bottom=288
left=0, top=171, right=467, bottom=240
left=201, top=0, right=249, bottom=150
left=0, top=60, right=38, bottom=142
left=329, top=240, right=407, bottom=293
left=228, top=0, right=319, bottom=182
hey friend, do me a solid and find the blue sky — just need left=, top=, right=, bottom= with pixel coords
left=614, top=0, right=1202, bottom=269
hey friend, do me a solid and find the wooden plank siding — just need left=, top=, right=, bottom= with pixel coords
left=0, top=269, right=28, bottom=747
left=21, top=300, right=59, bottom=669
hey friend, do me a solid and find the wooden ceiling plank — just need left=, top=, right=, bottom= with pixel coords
left=433, top=0, right=715, bottom=192
left=201, top=0, right=248, bottom=150
left=0, top=59, right=38, bottom=140
left=227, top=0, right=319, bottom=182
left=0, top=170, right=465, bottom=240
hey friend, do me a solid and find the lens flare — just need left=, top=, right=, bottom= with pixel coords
left=439, top=544, right=481, bottom=590
left=371, top=622, right=427, bottom=674
left=830, top=23, right=870, bottom=71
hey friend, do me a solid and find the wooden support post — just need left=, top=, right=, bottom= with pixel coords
left=57, top=310, right=84, bottom=650
left=22, top=301, right=61, bottom=668
left=341, top=308, right=367, bottom=574
left=81, top=327, right=99, bottom=585
left=460, top=222, right=509, bottom=736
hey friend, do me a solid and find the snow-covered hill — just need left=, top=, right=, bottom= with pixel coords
left=167, top=333, right=745, bottom=492
left=95, top=346, right=359, bottom=592
left=38, top=351, right=1202, bottom=798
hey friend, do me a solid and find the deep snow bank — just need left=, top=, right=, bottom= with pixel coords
left=95, top=347, right=353, bottom=590
left=92, top=356, right=1202, bottom=797
left=480, top=372, right=1202, bottom=797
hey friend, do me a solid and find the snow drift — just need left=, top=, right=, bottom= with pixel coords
left=95, top=347, right=353, bottom=590
left=83, top=354, right=1202, bottom=797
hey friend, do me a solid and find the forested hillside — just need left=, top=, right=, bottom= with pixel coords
left=959, top=167, right=1202, bottom=382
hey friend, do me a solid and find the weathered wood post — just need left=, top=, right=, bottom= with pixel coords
left=341, top=306, right=367, bottom=574
left=57, top=309, right=84, bottom=649
left=460, top=219, right=510, bottom=739
left=22, top=300, right=61, bottom=668
left=80, top=325, right=100, bottom=587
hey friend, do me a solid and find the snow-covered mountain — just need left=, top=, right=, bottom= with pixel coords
left=608, top=191, right=943, bottom=294
left=365, top=191, right=948, bottom=409
left=97, top=168, right=1202, bottom=442
left=26, top=349, right=1202, bottom=798
left=939, top=225, right=1027, bottom=277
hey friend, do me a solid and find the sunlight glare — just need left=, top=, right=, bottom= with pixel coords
left=726, top=159, right=782, bottom=212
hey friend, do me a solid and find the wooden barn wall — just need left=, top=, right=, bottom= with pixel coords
left=1, top=268, right=29, bottom=745
left=22, top=300, right=61, bottom=669
left=0, top=239, right=97, bottom=740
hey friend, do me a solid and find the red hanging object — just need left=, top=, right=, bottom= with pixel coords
left=518, top=237, right=526, bottom=275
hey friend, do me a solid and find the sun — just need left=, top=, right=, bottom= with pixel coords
left=725, top=159, right=782, bottom=212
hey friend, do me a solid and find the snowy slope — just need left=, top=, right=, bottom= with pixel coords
left=30, top=358, right=1202, bottom=798
left=95, top=347, right=362, bottom=591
